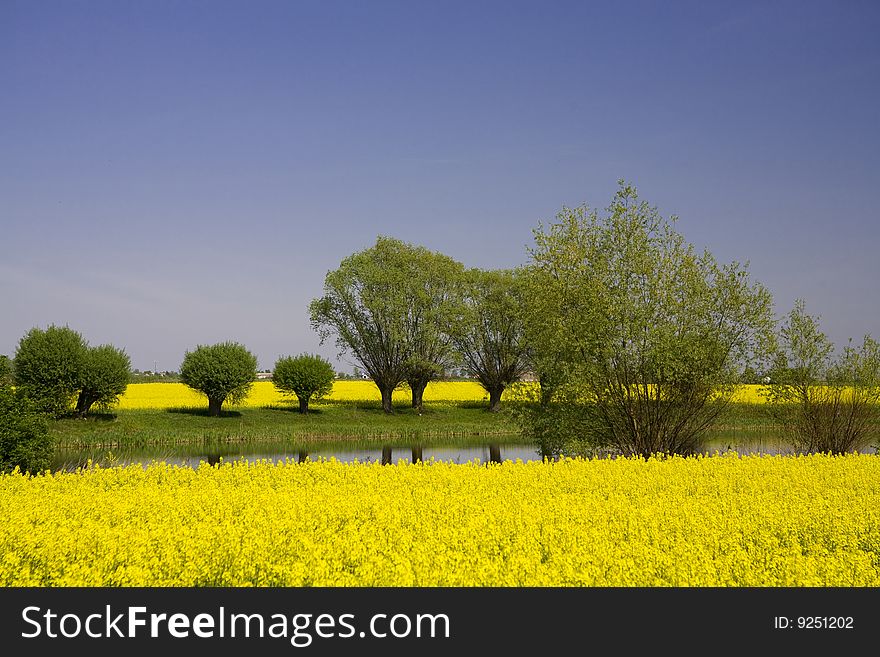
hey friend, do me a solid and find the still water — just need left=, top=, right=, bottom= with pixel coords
left=51, top=431, right=854, bottom=472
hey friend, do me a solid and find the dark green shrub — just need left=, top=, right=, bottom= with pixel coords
left=180, top=342, right=258, bottom=416
left=273, top=353, right=335, bottom=413
left=0, top=387, right=52, bottom=474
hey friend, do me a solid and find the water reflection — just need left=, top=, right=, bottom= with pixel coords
left=53, top=441, right=544, bottom=471
left=51, top=431, right=876, bottom=472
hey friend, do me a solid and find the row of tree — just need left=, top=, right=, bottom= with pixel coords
left=311, top=182, right=880, bottom=455
left=3, top=181, right=878, bottom=463
left=310, top=240, right=529, bottom=413
left=3, top=330, right=338, bottom=419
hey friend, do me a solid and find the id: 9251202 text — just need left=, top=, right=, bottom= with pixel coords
left=773, top=616, right=854, bottom=630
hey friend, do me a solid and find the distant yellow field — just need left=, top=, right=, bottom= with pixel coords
left=116, top=381, right=771, bottom=410
left=117, top=380, right=493, bottom=410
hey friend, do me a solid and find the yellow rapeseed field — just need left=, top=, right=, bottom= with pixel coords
left=118, top=381, right=768, bottom=410
left=1, top=454, right=878, bottom=586
left=118, top=380, right=492, bottom=409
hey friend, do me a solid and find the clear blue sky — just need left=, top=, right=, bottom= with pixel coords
left=2, top=0, right=879, bottom=372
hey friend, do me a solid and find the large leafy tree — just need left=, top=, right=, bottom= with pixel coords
left=310, top=236, right=464, bottom=413
left=179, top=342, right=258, bottom=416
left=402, top=247, right=465, bottom=412
left=523, top=182, right=774, bottom=457
left=763, top=300, right=880, bottom=453
left=451, top=268, right=529, bottom=411
left=13, top=325, right=88, bottom=416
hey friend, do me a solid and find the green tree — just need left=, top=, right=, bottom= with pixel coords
left=0, top=355, right=12, bottom=387
left=763, top=300, right=880, bottom=453
left=451, top=268, right=529, bottom=411
left=523, top=182, right=774, bottom=457
left=273, top=353, right=335, bottom=413
left=75, top=344, right=131, bottom=417
left=179, top=342, right=258, bottom=416
left=13, top=325, right=88, bottom=416
left=401, top=246, right=465, bottom=412
left=310, top=236, right=465, bottom=413
left=0, top=386, right=52, bottom=474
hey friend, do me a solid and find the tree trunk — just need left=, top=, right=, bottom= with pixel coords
left=411, top=445, right=423, bottom=463
left=487, top=386, right=504, bottom=412
left=381, top=445, right=393, bottom=465
left=488, top=443, right=502, bottom=464
left=380, top=385, right=395, bottom=414
left=208, top=397, right=223, bottom=417
left=408, top=378, right=428, bottom=413
left=298, top=396, right=309, bottom=414
left=75, top=391, right=95, bottom=418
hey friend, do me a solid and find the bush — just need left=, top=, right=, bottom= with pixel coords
left=764, top=300, right=880, bottom=454
left=0, top=387, right=52, bottom=474
left=13, top=325, right=88, bottom=416
left=75, top=345, right=131, bottom=417
left=273, top=354, right=335, bottom=413
left=180, top=342, right=258, bottom=416
left=508, top=381, right=608, bottom=460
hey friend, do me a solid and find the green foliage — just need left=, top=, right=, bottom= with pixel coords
left=509, top=390, right=599, bottom=460
left=521, top=181, right=775, bottom=457
left=13, top=325, right=88, bottom=416
left=310, top=236, right=465, bottom=413
left=451, top=269, right=529, bottom=411
left=763, top=300, right=880, bottom=453
left=76, top=345, right=132, bottom=417
left=179, top=342, right=258, bottom=416
left=0, top=355, right=12, bottom=387
left=0, top=386, right=52, bottom=474
left=272, top=354, right=335, bottom=413
left=400, top=244, right=466, bottom=411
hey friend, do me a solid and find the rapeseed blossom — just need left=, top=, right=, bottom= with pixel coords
left=1, top=454, right=877, bottom=586
left=117, top=381, right=491, bottom=409
left=117, top=381, right=769, bottom=410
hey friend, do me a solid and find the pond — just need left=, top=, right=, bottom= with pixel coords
left=52, top=430, right=866, bottom=471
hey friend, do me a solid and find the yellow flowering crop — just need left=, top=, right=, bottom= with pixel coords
left=117, top=381, right=492, bottom=410
left=117, top=381, right=771, bottom=410
left=1, top=454, right=878, bottom=586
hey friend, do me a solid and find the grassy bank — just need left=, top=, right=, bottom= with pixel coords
left=50, top=401, right=521, bottom=448
left=49, top=398, right=787, bottom=449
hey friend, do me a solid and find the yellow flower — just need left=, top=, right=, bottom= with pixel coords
left=1, top=454, right=877, bottom=586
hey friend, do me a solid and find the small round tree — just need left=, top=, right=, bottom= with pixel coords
left=0, top=386, right=52, bottom=474
left=14, top=325, right=88, bottom=416
left=273, top=353, right=335, bottom=413
left=75, top=344, right=132, bottom=417
left=180, top=342, right=258, bottom=416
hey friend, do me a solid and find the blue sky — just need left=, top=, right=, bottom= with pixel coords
left=2, top=0, right=879, bottom=372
